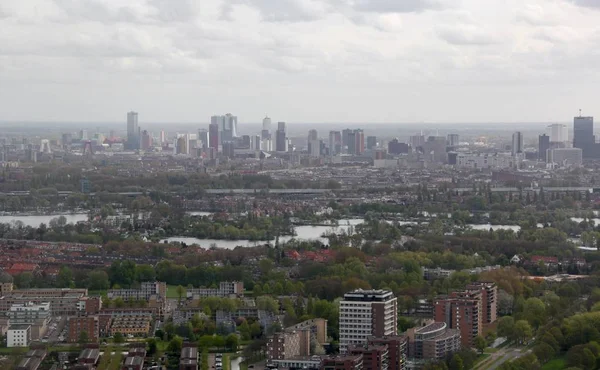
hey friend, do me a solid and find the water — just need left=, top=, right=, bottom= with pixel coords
left=0, top=214, right=88, bottom=227
left=467, top=224, right=521, bottom=232
left=162, top=219, right=364, bottom=249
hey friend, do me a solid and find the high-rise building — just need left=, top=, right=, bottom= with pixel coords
left=466, top=282, right=497, bottom=326
left=339, top=289, right=398, bottom=354
left=422, top=136, right=447, bottom=163
left=329, top=131, right=342, bottom=156
left=574, top=115, right=594, bottom=158
left=276, top=122, right=287, bottom=152
left=539, top=134, right=550, bottom=162
left=406, top=322, right=461, bottom=360
left=127, top=112, right=139, bottom=150
left=262, top=116, right=272, bottom=140
left=547, top=124, right=568, bottom=144
left=434, top=292, right=482, bottom=347
left=160, top=130, right=166, bottom=144
left=141, top=130, right=152, bottom=150
left=366, top=136, right=377, bottom=150
left=388, top=139, right=410, bottom=155
left=198, top=129, right=210, bottom=150
left=209, top=123, right=219, bottom=150
left=342, top=129, right=353, bottom=153
left=222, top=141, right=235, bottom=159
left=409, top=134, right=425, bottom=150
left=354, top=129, right=365, bottom=155
left=211, top=114, right=238, bottom=143
left=447, top=134, right=460, bottom=147
left=511, top=131, right=523, bottom=156
left=347, top=130, right=356, bottom=155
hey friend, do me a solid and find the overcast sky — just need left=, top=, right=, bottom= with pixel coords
left=1, top=0, right=600, bottom=124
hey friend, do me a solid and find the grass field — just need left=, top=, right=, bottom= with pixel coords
left=167, top=285, right=184, bottom=299
left=542, top=357, right=566, bottom=370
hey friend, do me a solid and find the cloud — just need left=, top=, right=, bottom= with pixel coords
left=436, top=24, right=502, bottom=45
left=568, top=0, right=600, bottom=9
left=226, top=0, right=332, bottom=22
left=349, top=0, right=451, bottom=13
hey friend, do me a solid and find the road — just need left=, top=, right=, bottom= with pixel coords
left=475, top=348, right=530, bottom=370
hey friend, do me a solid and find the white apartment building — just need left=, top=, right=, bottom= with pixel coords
left=339, top=289, right=397, bottom=354
left=7, top=325, right=31, bottom=347
left=456, top=153, right=516, bottom=170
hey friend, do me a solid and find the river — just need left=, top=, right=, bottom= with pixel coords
left=0, top=214, right=88, bottom=227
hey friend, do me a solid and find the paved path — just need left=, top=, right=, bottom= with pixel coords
left=475, top=348, right=529, bottom=370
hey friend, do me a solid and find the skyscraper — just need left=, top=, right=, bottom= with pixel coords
left=511, top=132, right=523, bottom=156
left=539, top=134, right=550, bottom=162
left=276, top=122, right=287, bottom=152
left=209, top=123, right=219, bottom=150
left=339, top=289, right=397, bottom=354
left=127, top=112, right=140, bottom=150
left=329, top=131, right=342, bottom=156
left=366, top=136, right=377, bottom=150
left=307, top=129, right=318, bottom=155
left=447, top=134, right=459, bottom=147
left=141, top=130, right=152, bottom=150
left=262, top=116, right=272, bottom=140
left=198, top=129, right=210, bottom=150
left=547, top=124, right=568, bottom=144
left=211, top=114, right=238, bottom=143
left=354, top=129, right=365, bottom=155
left=574, top=115, right=594, bottom=158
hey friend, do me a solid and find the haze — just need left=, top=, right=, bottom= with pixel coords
left=1, top=0, right=599, bottom=123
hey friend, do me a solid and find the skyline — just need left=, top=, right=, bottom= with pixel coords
left=2, top=0, right=600, bottom=122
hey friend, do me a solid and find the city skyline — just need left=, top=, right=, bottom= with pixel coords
left=2, top=0, right=600, bottom=122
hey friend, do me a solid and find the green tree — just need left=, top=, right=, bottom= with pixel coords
left=523, top=297, right=546, bottom=328
left=533, top=342, right=555, bottom=364
left=168, top=336, right=183, bottom=353
left=78, top=330, right=89, bottom=346
left=113, top=332, right=125, bottom=344
left=147, top=338, right=158, bottom=355
left=513, top=320, right=533, bottom=345
left=57, top=266, right=73, bottom=288
left=474, top=335, right=486, bottom=354
left=449, top=354, right=464, bottom=370
left=176, top=285, right=186, bottom=305
left=87, top=270, right=110, bottom=291
left=225, top=334, right=239, bottom=352
left=497, top=316, right=515, bottom=339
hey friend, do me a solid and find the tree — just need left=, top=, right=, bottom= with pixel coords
left=78, top=330, right=89, bottom=346
left=474, top=335, right=486, bottom=354
left=87, top=270, right=110, bottom=291
left=57, top=266, right=73, bottom=288
left=176, top=285, right=186, bottom=305
left=513, top=320, right=533, bottom=345
left=533, top=342, right=555, bottom=364
left=225, top=334, right=239, bottom=352
left=113, top=332, right=125, bottom=344
left=449, top=354, right=464, bottom=370
left=523, top=297, right=546, bottom=328
left=147, top=338, right=158, bottom=355
left=497, top=316, right=515, bottom=339
left=167, top=336, right=183, bottom=353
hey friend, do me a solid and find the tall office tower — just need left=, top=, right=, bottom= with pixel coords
left=211, top=114, right=238, bottom=143
left=209, top=123, right=219, bottom=150
left=423, top=136, right=448, bottom=163
left=354, top=129, right=365, bottom=155
left=222, top=141, right=235, bottom=159
left=80, top=130, right=88, bottom=141
left=252, top=135, right=261, bottom=151
left=160, top=130, right=166, bottom=144
left=276, top=122, right=287, bottom=152
left=329, top=131, right=342, bottom=156
left=539, top=134, right=550, bottom=162
left=40, top=139, right=51, bottom=154
left=410, top=134, right=425, bottom=150
left=366, top=136, right=377, bottom=150
left=307, top=129, right=318, bottom=154
left=447, top=134, right=459, bottom=147
left=511, top=132, right=523, bottom=156
left=176, top=136, right=187, bottom=155
left=339, top=289, right=398, bottom=354
left=346, top=131, right=357, bottom=155
left=198, top=129, right=210, bottom=150
left=126, top=111, right=139, bottom=146
left=141, top=130, right=152, bottom=150
left=547, top=124, right=568, bottom=144
left=342, top=129, right=353, bottom=153
left=574, top=114, right=595, bottom=158
left=262, top=116, right=272, bottom=139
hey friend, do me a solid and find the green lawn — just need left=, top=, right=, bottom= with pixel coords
left=542, top=357, right=566, bottom=370
left=167, top=285, right=184, bottom=299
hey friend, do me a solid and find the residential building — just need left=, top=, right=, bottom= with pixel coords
left=7, top=302, right=51, bottom=340
left=366, top=136, right=377, bottom=150
left=368, top=336, right=408, bottom=370
left=329, top=131, right=342, bottom=156
left=0, top=288, right=88, bottom=316
left=7, top=324, right=31, bottom=347
left=180, top=345, right=199, bottom=370
left=455, top=153, right=516, bottom=170
left=77, top=347, right=100, bottom=366
left=110, top=313, right=152, bottom=336
left=466, top=282, right=497, bottom=325
left=267, top=330, right=308, bottom=361
left=339, top=289, right=397, bottom=354
left=349, top=344, right=388, bottom=370
left=406, top=322, right=460, bottom=360
left=186, top=281, right=244, bottom=298
left=320, top=355, right=364, bottom=370
left=68, top=316, right=99, bottom=343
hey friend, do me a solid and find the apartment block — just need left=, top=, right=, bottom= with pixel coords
left=368, top=336, right=408, bottom=370
left=186, top=281, right=244, bottom=298
left=267, top=330, right=310, bottom=361
left=406, top=322, right=461, bottom=360
left=7, top=324, right=31, bottom=347
left=320, top=355, right=364, bottom=370
left=466, top=282, right=497, bottom=325
left=7, top=302, right=51, bottom=340
left=68, top=316, right=99, bottom=343
left=0, top=288, right=88, bottom=316
left=348, top=344, right=389, bottom=370
left=339, top=289, right=397, bottom=354
left=107, top=282, right=166, bottom=317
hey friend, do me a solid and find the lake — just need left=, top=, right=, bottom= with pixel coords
left=0, top=214, right=88, bottom=227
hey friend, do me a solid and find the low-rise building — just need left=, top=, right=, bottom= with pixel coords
left=406, top=322, right=460, bottom=360
left=68, top=316, right=99, bottom=343
left=186, top=281, right=244, bottom=298
left=8, top=324, right=32, bottom=347
left=180, top=345, right=199, bottom=370
left=320, top=355, right=363, bottom=370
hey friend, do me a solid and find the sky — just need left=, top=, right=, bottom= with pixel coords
left=1, top=0, right=600, bottom=124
